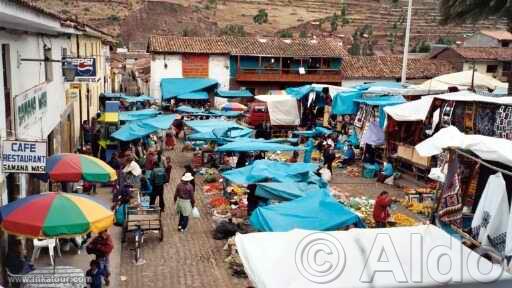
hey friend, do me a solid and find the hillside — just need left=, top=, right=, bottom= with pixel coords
left=31, top=0, right=509, bottom=52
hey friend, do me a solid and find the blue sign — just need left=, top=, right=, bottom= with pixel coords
left=67, top=58, right=97, bottom=78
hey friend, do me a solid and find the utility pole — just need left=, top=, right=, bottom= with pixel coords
left=401, top=0, right=413, bottom=85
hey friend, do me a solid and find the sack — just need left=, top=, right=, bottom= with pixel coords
left=151, top=168, right=168, bottom=185
left=114, top=204, right=126, bottom=226
left=192, top=207, right=200, bottom=218
left=319, top=167, right=332, bottom=182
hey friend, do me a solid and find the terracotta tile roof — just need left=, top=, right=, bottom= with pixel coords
left=148, top=36, right=230, bottom=54
left=148, top=35, right=346, bottom=57
left=480, top=30, right=512, bottom=41
left=341, top=56, right=455, bottom=80
left=450, top=47, right=512, bottom=61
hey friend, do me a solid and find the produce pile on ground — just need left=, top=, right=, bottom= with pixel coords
left=343, top=197, right=375, bottom=227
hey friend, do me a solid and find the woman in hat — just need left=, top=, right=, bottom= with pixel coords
left=174, top=172, right=195, bottom=232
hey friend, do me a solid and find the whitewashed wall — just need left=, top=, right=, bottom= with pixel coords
left=150, top=54, right=182, bottom=100
left=208, top=55, right=230, bottom=90
left=0, top=31, right=70, bottom=140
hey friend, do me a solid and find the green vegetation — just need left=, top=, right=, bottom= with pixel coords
left=349, top=25, right=376, bottom=56
left=220, top=24, right=247, bottom=37
left=436, top=36, right=455, bottom=46
left=108, top=14, right=121, bottom=22
left=253, top=9, right=269, bottom=25
left=299, top=30, right=308, bottom=38
left=279, top=31, right=293, bottom=38
left=411, top=40, right=432, bottom=53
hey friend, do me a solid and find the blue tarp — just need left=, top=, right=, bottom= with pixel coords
left=187, top=127, right=253, bottom=143
left=186, top=119, right=246, bottom=133
left=332, top=91, right=362, bottom=115
left=255, top=182, right=322, bottom=201
left=160, top=78, right=218, bottom=100
left=122, top=95, right=155, bottom=102
left=119, top=109, right=159, bottom=121
left=176, top=105, right=208, bottom=115
left=249, top=189, right=366, bottom=232
left=176, top=91, right=209, bottom=100
left=286, top=85, right=317, bottom=99
left=216, top=90, right=253, bottom=98
left=216, top=141, right=305, bottom=153
left=222, top=160, right=321, bottom=185
left=176, top=106, right=241, bottom=117
left=111, top=114, right=176, bottom=141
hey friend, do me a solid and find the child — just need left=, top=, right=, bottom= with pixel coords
left=86, top=259, right=107, bottom=288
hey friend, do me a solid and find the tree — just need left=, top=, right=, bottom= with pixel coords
left=253, top=9, right=269, bottom=25
left=330, top=13, right=339, bottom=32
left=220, top=24, right=247, bottom=37
left=299, top=30, right=308, bottom=38
left=439, top=0, right=512, bottom=94
left=279, top=31, right=293, bottom=38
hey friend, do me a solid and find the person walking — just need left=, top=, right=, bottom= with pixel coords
left=174, top=173, right=195, bottom=232
left=86, top=230, right=113, bottom=286
left=150, top=165, right=168, bottom=212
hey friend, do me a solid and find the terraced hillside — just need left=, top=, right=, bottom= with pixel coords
left=31, top=0, right=509, bottom=52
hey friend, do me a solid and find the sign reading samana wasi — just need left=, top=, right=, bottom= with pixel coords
left=2, top=141, right=47, bottom=173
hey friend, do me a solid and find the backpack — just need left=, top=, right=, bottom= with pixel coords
left=151, top=168, right=168, bottom=186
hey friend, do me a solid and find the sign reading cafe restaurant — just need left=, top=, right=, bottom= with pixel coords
left=1, top=141, right=47, bottom=173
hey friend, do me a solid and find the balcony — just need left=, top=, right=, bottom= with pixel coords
left=236, top=68, right=342, bottom=83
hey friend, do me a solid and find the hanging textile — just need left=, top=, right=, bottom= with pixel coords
left=475, top=105, right=496, bottom=137
left=506, top=206, right=512, bottom=258
left=494, top=105, right=512, bottom=140
left=451, top=103, right=465, bottom=132
left=463, top=164, right=480, bottom=209
left=472, top=173, right=509, bottom=254
left=354, top=104, right=367, bottom=128
left=438, top=153, right=463, bottom=228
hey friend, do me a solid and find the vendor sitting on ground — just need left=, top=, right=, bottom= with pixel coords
left=340, top=143, right=355, bottom=167
left=377, top=157, right=394, bottom=183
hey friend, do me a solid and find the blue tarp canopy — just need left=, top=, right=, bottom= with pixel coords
left=353, top=95, right=406, bottom=106
left=102, top=92, right=125, bottom=98
left=222, top=160, right=321, bottom=185
left=176, top=91, right=209, bottom=100
left=249, top=189, right=366, bottom=232
left=177, top=106, right=241, bottom=117
left=255, top=182, right=322, bottom=201
left=332, top=90, right=362, bottom=115
left=187, top=127, right=253, bottom=143
left=216, top=90, right=253, bottom=98
left=285, top=85, right=321, bottom=99
left=354, top=95, right=406, bottom=127
left=216, top=141, right=305, bottom=153
left=186, top=119, right=246, bottom=133
left=292, top=127, right=332, bottom=138
left=161, top=78, right=218, bottom=100
left=121, top=95, right=155, bottom=102
left=111, top=114, right=176, bottom=141
left=119, top=109, right=159, bottom=121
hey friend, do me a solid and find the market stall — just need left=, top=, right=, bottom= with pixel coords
left=111, top=114, right=176, bottom=142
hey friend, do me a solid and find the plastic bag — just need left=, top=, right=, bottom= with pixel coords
left=192, top=207, right=200, bottom=218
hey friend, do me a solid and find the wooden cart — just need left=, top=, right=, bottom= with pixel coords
left=122, top=206, right=164, bottom=243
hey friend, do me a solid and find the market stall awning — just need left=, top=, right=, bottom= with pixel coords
left=432, top=91, right=512, bottom=105
left=255, top=182, right=322, bottom=201
left=111, top=114, right=176, bottom=141
left=235, top=225, right=512, bottom=288
left=384, top=96, right=434, bottom=122
left=353, top=95, right=406, bottom=106
left=332, top=90, right=362, bottom=115
left=414, top=71, right=508, bottom=91
left=216, top=89, right=253, bottom=98
left=176, top=91, right=209, bottom=100
left=46, top=153, right=117, bottom=183
left=187, top=126, right=253, bottom=143
left=121, top=95, right=155, bottom=102
left=255, top=95, right=300, bottom=126
left=415, top=126, right=512, bottom=167
left=249, top=189, right=365, bottom=232
left=160, top=78, right=218, bottom=100
left=119, top=109, right=159, bottom=121
left=216, top=141, right=305, bottom=153
left=222, top=160, right=320, bottom=185
left=186, top=119, right=246, bottom=133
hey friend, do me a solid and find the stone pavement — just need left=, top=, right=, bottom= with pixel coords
left=119, top=146, right=249, bottom=288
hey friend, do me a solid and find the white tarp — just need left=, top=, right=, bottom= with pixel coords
left=432, top=91, right=512, bottom=105
left=415, top=126, right=512, bottom=167
left=255, top=95, right=300, bottom=126
left=414, top=71, right=508, bottom=91
left=235, top=225, right=512, bottom=288
left=384, top=96, right=434, bottom=122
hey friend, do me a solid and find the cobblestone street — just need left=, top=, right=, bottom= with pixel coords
left=120, top=145, right=249, bottom=288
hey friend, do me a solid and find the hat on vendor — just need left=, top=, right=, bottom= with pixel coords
left=182, top=173, right=194, bottom=181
